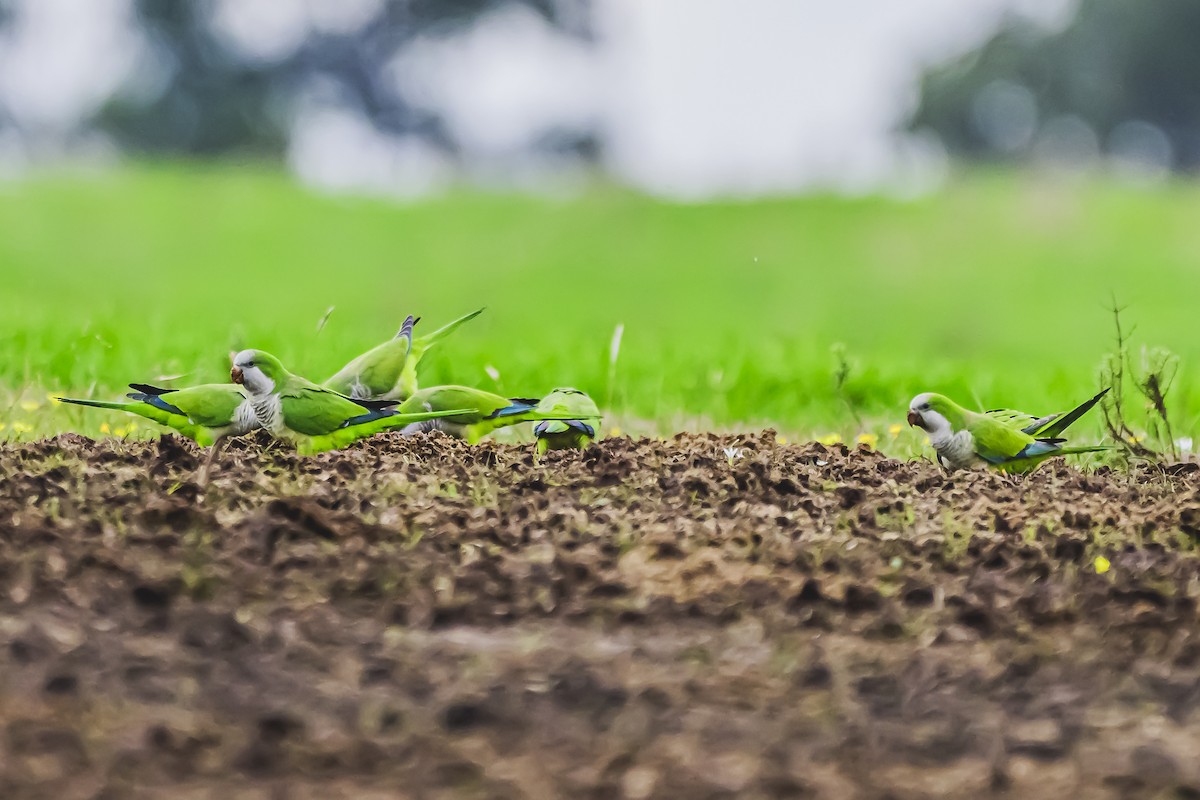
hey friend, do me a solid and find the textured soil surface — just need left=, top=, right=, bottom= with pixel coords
left=2, top=431, right=1200, bottom=799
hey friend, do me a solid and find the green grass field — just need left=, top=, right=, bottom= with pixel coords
left=2, top=164, right=1197, bottom=456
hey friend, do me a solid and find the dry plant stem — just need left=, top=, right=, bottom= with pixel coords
left=197, top=438, right=226, bottom=488
left=1136, top=350, right=1179, bottom=460
left=1100, top=300, right=1156, bottom=458
left=832, top=344, right=863, bottom=429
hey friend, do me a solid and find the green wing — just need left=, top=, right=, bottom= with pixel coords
left=965, top=413, right=1041, bottom=462
left=281, top=384, right=388, bottom=436
left=159, top=385, right=249, bottom=428
left=322, top=316, right=414, bottom=399
left=984, top=408, right=1057, bottom=435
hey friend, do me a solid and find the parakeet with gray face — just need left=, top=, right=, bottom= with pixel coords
left=322, top=308, right=484, bottom=401
left=396, top=385, right=584, bottom=445
left=231, top=349, right=474, bottom=455
left=532, top=387, right=600, bottom=456
left=58, top=383, right=257, bottom=446
left=907, top=390, right=1110, bottom=473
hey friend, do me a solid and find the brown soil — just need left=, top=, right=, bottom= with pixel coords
left=1, top=431, right=1199, bottom=799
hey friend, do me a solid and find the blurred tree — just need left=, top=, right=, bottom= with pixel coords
left=94, top=0, right=593, bottom=160
left=911, top=0, right=1200, bottom=170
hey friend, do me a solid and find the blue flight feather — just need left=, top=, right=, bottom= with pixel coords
left=340, top=408, right=394, bottom=429
left=489, top=401, right=537, bottom=419
left=1014, top=440, right=1061, bottom=460
left=126, top=391, right=186, bottom=417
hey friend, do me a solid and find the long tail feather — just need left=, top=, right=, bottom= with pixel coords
left=1050, top=445, right=1115, bottom=456
left=1038, top=388, right=1110, bottom=439
left=997, top=444, right=1115, bottom=474
left=57, top=397, right=130, bottom=411
left=412, top=307, right=485, bottom=351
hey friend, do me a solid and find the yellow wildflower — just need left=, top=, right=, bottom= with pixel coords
left=114, top=427, right=129, bottom=437
left=1094, top=556, right=1111, bottom=575
left=817, top=433, right=841, bottom=446
left=19, top=401, right=38, bottom=412
left=610, top=426, right=622, bottom=437
left=0, top=422, right=6, bottom=432
left=99, top=422, right=111, bottom=434
left=888, top=424, right=902, bottom=437
left=775, top=434, right=788, bottom=445
left=11, top=422, right=31, bottom=433
left=856, top=433, right=878, bottom=449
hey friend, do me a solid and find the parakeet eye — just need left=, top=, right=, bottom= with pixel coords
left=920, top=403, right=931, bottom=411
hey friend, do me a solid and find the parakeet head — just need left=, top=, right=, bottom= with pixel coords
left=907, top=393, right=956, bottom=435
left=231, top=349, right=285, bottom=395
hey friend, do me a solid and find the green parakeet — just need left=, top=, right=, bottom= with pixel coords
left=322, top=308, right=484, bottom=401
left=397, top=385, right=583, bottom=445
left=907, top=391, right=1110, bottom=473
left=57, top=383, right=258, bottom=446
left=231, top=349, right=474, bottom=455
left=532, top=387, right=601, bottom=456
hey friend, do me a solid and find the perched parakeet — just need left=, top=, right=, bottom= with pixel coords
left=397, top=385, right=580, bottom=445
left=57, top=383, right=258, bottom=446
left=231, top=350, right=475, bottom=455
left=322, top=308, right=484, bottom=401
left=532, top=387, right=601, bottom=456
left=907, top=391, right=1110, bottom=473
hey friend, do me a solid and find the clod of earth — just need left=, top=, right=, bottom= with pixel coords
left=0, top=430, right=1198, bottom=798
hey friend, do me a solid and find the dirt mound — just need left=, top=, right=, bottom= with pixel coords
left=0, top=431, right=1198, bottom=798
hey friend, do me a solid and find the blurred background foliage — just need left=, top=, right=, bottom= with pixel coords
left=912, top=0, right=1200, bottom=175
left=95, top=0, right=595, bottom=160
left=0, top=0, right=1194, bottom=181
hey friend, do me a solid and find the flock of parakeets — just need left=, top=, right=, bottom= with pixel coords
left=57, top=309, right=603, bottom=473
left=57, top=306, right=1113, bottom=476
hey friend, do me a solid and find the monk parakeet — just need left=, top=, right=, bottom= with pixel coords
left=532, top=387, right=601, bottom=456
left=397, top=385, right=582, bottom=445
left=322, top=308, right=484, bottom=401
left=57, top=383, right=258, bottom=446
left=231, top=350, right=474, bottom=455
left=907, top=391, right=1110, bottom=473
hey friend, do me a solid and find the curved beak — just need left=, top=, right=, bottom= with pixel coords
left=906, top=410, right=921, bottom=428
left=231, top=366, right=244, bottom=385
